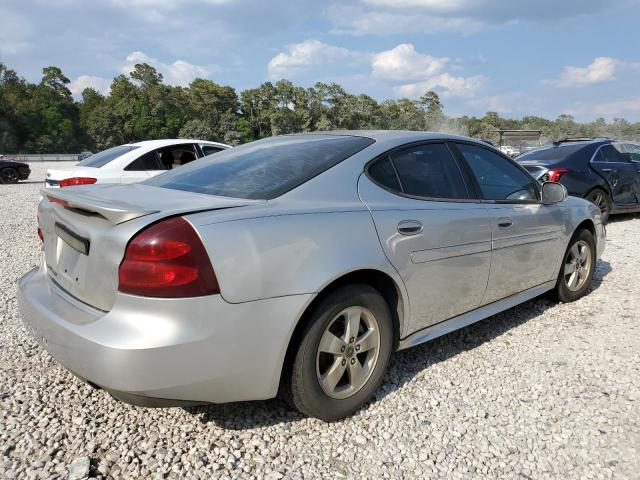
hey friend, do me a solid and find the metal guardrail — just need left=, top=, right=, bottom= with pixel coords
left=3, top=154, right=79, bottom=162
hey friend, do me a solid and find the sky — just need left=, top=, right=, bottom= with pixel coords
left=1, top=0, right=640, bottom=121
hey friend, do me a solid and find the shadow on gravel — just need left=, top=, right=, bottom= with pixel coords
left=187, top=259, right=612, bottom=429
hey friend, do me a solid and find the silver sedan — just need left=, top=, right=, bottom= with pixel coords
left=18, top=131, right=605, bottom=420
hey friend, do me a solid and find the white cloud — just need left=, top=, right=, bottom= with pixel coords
left=395, top=73, right=484, bottom=98
left=267, top=40, right=367, bottom=80
left=329, top=5, right=483, bottom=35
left=551, top=57, right=619, bottom=87
left=0, top=8, right=33, bottom=55
left=329, top=0, right=618, bottom=36
left=544, top=57, right=640, bottom=87
left=122, top=51, right=215, bottom=86
left=565, top=97, right=640, bottom=120
left=371, top=44, right=448, bottom=82
left=69, top=75, right=111, bottom=95
left=267, top=41, right=483, bottom=98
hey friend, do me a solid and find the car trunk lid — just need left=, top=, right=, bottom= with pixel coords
left=39, top=183, right=262, bottom=310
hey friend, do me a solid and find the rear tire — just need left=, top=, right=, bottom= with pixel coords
left=283, top=284, right=393, bottom=421
left=0, top=167, right=19, bottom=184
left=585, top=189, right=611, bottom=224
left=553, top=229, right=596, bottom=303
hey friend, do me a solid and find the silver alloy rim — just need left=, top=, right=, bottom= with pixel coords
left=564, top=239, right=592, bottom=291
left=316, top=306, right=381, bottom=400
left=589, top=192, right=608, bottom=215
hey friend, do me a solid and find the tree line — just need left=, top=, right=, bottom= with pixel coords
left=1, top=61, right=639, bottom=154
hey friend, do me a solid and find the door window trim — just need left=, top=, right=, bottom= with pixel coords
left=589, top=142, right=633, bottom=165
left=448, top=140, right=543, bottom=205
left=363, top=140, right=482, bottom=204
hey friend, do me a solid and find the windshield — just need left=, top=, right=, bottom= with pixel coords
left=76, top=145, right=139, bottom=168
left=517, top=143, right=590, bottom=161
left=144, top=134, right=375, bottom=200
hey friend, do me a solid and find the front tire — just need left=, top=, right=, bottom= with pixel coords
left=0, top=167, right=19, bottom=184
left=284, top=284, right=393, bottom=421
left=553, top=229, right=596, bottom=303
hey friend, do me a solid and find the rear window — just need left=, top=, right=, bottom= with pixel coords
left=144, top=135, right=375, bottom=200
left=517, top=143, right=589, bottom=162
left=76, top=145, right=139, bottom=168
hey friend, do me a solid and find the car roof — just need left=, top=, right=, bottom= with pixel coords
left=284, top=130, right=478, bottom=148
left=125, top=139, right=229, bottom=148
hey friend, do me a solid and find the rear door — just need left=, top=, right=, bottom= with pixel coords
left=590, top=144, right=637, bottom=206
left=358, top=142, right=492, bottom=333
left=452, top=142, right=564, bottom=304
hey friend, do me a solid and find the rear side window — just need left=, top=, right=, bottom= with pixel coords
left=145, top=135, right=374, bottom=200
left=125, top=151, right=161, bottom=171
left=202, top=146, right=224, bottom=156
left=76, top=145, right=139, bottom=168
left=368, top=157, right=401, bottom=192
left=457, top=143, right=538, bottom=201
left=595, top=144, right=625, bottom=163
left=390, top=144, right=468, bottom=199
left=517, top=143, right=587, bottom=161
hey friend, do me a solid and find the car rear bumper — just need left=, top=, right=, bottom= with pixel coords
left=17, top=266, right=312, bottom=405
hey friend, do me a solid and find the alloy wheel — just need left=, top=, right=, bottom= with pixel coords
left=564, top=239, right=592, bottom=291
left=588, top=191, right=609, bottom=218
left=316, top=306, right=381, bottom=399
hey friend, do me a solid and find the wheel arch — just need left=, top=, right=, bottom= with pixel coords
left=279, top=268, right=406, bottom=389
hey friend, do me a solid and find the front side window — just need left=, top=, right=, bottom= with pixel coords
left=145, top=135, right=374, bottom=200
left=457, top=143, right=538, bottom=201
left=76, top=145, right=139, bottom=168
left=620, top=144, right=640, bottom=162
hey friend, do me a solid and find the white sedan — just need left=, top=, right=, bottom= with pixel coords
left=45, top=139, right=229, bottom=188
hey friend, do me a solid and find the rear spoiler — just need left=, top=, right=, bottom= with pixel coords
left=41, top=189, right=159, bottom=224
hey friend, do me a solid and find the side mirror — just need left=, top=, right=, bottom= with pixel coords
left=541, top=181, right=567, bottom=204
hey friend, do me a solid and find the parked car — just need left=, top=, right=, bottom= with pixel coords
left=45, top=139, right=229, bottom=188
left=499, top=145, right=519, bottom=157
left=18, top=132, right=605, bottom=421
left=0, top=157, right=31, bottom=184
left=517, top=137, right=640, bottom=222
left=78, top=151, right=93, bottom=161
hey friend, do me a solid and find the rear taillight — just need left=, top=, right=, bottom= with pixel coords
left=37, top=214, right=43, bottom=242
left=118, top=217, right=219, bottom=298
left=542, top=168, right=569, bottom=183
left=60, top=177, right=97, bottom=188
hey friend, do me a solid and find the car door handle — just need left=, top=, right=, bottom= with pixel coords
left=397, top=220, right=423, bottom=235
left=497, top=219, right=514, bottom=229
left=601, top=168, right=613, bottom=172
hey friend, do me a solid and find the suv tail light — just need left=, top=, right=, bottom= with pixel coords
left=37, top=214, right=43, bottom=242
left=60, top=177, right=97, bottom=188
left=118, top=217, right=219, bottom=298
left=541, top=168, right=569, bottom=183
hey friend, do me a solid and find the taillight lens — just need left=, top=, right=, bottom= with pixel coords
left=60, top=177, right=97, bottom=188
left=118, top=217, right=219, bottom=298
left=37, top=214, right=43, bottom=242
left=542, top=168, right=569, bottom=183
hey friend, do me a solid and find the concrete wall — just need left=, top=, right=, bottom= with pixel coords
left=4, top=154, right=80, bottom=162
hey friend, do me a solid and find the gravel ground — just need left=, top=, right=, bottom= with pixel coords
left=1, top=162, right=639, bottom=480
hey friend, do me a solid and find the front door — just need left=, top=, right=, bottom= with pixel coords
left=591, top=144, right=637, bottom=206
left=452, top=142, right=564, bottom=304
left=358, top=142, right=492, bottom=334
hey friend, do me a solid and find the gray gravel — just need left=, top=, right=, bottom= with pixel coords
left=1, top=162, right=639, bottom=479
